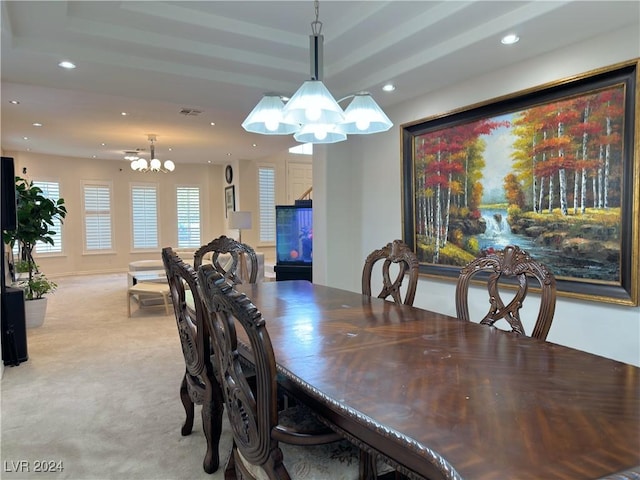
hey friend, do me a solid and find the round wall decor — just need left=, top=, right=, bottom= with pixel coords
left=225, top=165, right=233, bottom=184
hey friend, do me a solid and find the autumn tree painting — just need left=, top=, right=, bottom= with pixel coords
left=410, top=82, right=628, bottom=285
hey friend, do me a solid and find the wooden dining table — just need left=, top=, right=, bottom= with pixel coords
left=234, top=280, right=640, bottom=480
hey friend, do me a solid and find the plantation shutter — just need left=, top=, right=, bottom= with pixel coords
left=84, top=183, right=112, bottom=251
left=32, top=181, right=63, bottom=254
left=258, top=166, right=276, bottom=243
left=131, top=184, right=158, bottom=249
left=176, top=186, right=201, bottom=248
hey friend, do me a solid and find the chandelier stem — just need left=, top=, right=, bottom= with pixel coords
left=310, top=34, right=323, bottom=81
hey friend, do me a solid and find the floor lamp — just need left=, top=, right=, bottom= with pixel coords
left=229, top=211, right=252, bottom=280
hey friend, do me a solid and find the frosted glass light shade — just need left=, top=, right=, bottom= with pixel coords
left=130, top=160, right=139, bottom=170
left=164, top=160, right=175, bottom=172
left=294, top=123, right=347, bottom=144
left=283, top=81, right=344, bottom=126
left=242, top=95, right=300, bottom=134
left=137, top=158, right=148, bottom=170
left=150, top=158, right=161, bottom=170
left=339, top=94, right=393, bottom=134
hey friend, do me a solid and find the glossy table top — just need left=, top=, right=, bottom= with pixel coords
left=236, top=280, right=640, bottom=480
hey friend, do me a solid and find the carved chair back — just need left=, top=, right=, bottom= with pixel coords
left=362, top=239, right=419, bottom=306
left=198, top=264, right=287, bottom=477
left=193, top=235, right=258, bottom=285
left=197, top=265, right=356, bottom=480
left=455, top=244, right=557, bottom=340
left=161, top=247, right=223, bottom=473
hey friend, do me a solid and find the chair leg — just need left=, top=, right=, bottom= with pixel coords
left=224, top=446, right=237, bottom=480
left=180, top=374, right=195, bottom=436
left=201, top=380, right=224, bottom=474
left=359, top=450, right=378, bottom=480
left=162, top=292, right=170, bottom=315
left=127, top=291, right=132, bottom=317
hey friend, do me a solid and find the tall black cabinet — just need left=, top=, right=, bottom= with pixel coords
left=1, top=156, right=28, bottom=365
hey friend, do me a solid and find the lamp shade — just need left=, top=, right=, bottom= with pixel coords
left=283, top=80, right=344, bottom=125
left=242, top=95, right=300, bottom=134
left=229, top=211, right=252, bottom=230
left=294, top=123, right=347, bottom=144
left=339, top=94, right=393, bottom=134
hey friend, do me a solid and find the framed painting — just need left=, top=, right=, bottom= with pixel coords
left=402, top=60, right=639, bottom=306
left=225, top=185, right=235, bottom=218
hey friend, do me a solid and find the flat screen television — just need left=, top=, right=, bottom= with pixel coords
left=275, top=204, right=312, bottom=265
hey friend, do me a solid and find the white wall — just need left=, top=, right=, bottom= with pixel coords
left=235, top=151, right=311, bottom=260
left=4, top=151, right=223, bottom=276
left=3, top=148, right=307, bottom=276
left=314, top=25, right=640, bottom=367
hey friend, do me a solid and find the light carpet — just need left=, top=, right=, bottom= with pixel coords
left=1, top=273, right=232, bottom=480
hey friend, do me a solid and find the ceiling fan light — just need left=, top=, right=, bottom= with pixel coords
left=164, top=160, right=175, bottom=172
left=242, top=95, right=299, bottom=135
left=283, top=80, right=344, bottom=125
left=339, top=94, right=393, bottom=134
left=294, top=123, right=347, bottom=144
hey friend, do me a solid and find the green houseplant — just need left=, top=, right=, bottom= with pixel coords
left=2, top=176, right=67, bottom=323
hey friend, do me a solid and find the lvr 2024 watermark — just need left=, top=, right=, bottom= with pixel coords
left=4, top=460, right=64, bottom=473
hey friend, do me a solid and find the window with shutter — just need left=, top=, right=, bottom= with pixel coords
left=83, top=182, right=113, bottom=252
left=258, top=166, right=276, bottom=243
left=33, top=181, right=63, bottom=254
left=131, top=183, right=159, bottom=249
left=176, top=186, right=201, bottom=248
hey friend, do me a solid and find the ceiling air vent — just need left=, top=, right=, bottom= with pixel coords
left=179, top=108, right=202, bottom=116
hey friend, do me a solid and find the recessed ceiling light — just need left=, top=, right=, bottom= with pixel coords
left=32, top=123, right=43, bottom=127
left=382, top=83, right=396, bottom=92
left=101, top=143, right=106, bottom=146
left=226, top=153, right=232, bottom=156
left=92, top=155, right=97, bottom=158
left=121, top=112, right=128, bottom=116
left=9, top=100, right=20, bottom=105
left=501, top=33, right=519, bottom=45
left=58, top=60, right=76, bottom=69
left=252, top=143, right=257, bottom=147
left=23, top=136, right=28, bottom=140
left=210, top=122, right=216, bottom=126
left=207, top=160, right=212, bottom=164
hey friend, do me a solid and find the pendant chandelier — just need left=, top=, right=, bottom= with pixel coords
left=128, top=135, right=175, bottom=172
left=241, top=0, right=392, bottom=144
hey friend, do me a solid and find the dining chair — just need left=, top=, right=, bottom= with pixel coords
left=362, top=239, right=420, bottom=306
left=193, top=234, right=258, bottom=284
left=161, top=247, right=224, bottom=474
left=197, top=264, right=363, bottom=480
left=362, top=240, right=418, bottom=477
left=455, top=244, right=557, bottom=340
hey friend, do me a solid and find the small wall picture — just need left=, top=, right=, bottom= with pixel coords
left=225, top=185, right=235, bottom=218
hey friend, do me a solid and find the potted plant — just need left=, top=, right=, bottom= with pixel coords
left=2, top=176, right=67, bottom=327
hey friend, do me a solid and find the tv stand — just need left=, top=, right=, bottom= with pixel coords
left=274, top=265, right=312, bottom=282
